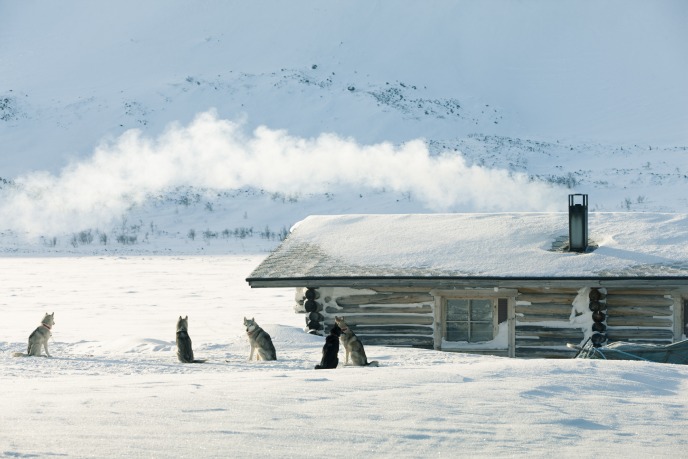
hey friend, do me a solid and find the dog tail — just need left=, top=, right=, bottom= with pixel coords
left=12, top=352, right=27, bottom=357
left=314, top=364, right=323, bottom=370
left=366, top=361, right=380, bottom=367
left=192, top=359, right=207, bottom=363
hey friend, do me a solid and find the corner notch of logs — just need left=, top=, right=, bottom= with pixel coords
left=303, top=287, right=324, bottom=334
left=589, top=288, right=607, bottom=347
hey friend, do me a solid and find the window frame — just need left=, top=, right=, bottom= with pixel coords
left=432, top=289, right=516, bottom=356
left=444, top=298, right=498, bottom=343
left=671, top=290, right=687, bottom=341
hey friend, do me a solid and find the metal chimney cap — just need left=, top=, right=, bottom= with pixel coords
left=568, top=194, right=589, bottom=253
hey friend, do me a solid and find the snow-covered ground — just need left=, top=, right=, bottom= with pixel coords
left=2, top=0, right=688, bottom=457
left=2, top=256, right=687, bottom=458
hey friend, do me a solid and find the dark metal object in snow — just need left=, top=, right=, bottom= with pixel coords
left=569, top=337, right=688, bottom=364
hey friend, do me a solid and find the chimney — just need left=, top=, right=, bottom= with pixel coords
left=568, top=194, right=588, bottom=252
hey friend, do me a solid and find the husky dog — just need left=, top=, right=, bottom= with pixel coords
left=314, top=322, right=341, bottom=370
left=244, top=317, right=276, bottom=361
left=13, top=312, right=55, bottom=357
left=176, top=316, right=206, bottom=363
left=334, top=316, right=379, bottom=367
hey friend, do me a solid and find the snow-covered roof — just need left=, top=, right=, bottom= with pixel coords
left=247, top=213, right=688, bottom=286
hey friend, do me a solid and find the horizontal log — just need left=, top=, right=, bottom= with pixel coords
left=325, top=304, right=432, bottom=315
left=607, top=328, right=674, bottom=341
left=359, top=335, right=434, bottom=348
left=336, top=293, right=434, bottom=306
left=516, top=315, right=572, bottom=323
left=606, top=317, right=673, bottom=327
left=369, top=287, right=434, bottom=294
left=517, top=287, right=579, bottom=295
left=353, top=325, right=433, bottom=335
left=606, top=289, right=673, bottom=296
left=516, top=326, right=584, bottom=339
left=516, top=303, right=573, bottom=316
left=516, top=337, right=583, bottom=347
left=605, top=295, right=674, bottom=307
left=515, top=347, right=577, bottom=359
left=442, top=349, right=510, bottom=357
left=517, top=293, right=578, bottom=304
left=330, top=314, right=434, bottom=326
left=607, top=338, right=674, bottom=345
left=605, top=305, right=672, bottom=317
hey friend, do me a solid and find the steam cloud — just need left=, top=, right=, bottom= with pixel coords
left=1, top=111, right=562, bottom=236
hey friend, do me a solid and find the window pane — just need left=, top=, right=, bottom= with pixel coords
left=446, top=322, right=469, bottom=342
left=497, top=298, right=508, bottom=324
left=447, top=299, right=469, bottom=321
left=470, top=323, right=494, bottom=342
left=470, top=299, right=493, bottom=321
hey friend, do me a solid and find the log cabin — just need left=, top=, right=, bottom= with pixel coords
left=246, top=196, right=688, bottom=358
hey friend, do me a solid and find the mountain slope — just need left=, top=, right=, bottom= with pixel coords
left=0, top=0, right=686, bottom=249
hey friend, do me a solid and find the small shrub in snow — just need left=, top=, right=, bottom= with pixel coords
left=203, top=229, right=218, bottom=240
left=41, top=236, right=58, bottom=247
left=78, top=230, right=93, bottom=245
left=260, top=226, right=274, bottom=240
left=0, top=96, right=19, bottom=121
left=221, top=227, right=253, bottom=239
left=188, top=229, right=196, bottom=240
left=116, top=234, right=137, bottom=245
left=271, top=192, right=299, bottom=203
left=624, top=197, right=632, bottom=210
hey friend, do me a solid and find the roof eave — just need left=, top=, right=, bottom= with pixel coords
left=246, top=275, right=688, bottom=289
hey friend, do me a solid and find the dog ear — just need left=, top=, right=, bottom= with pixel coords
left=185, top=315, right=188, bottom=320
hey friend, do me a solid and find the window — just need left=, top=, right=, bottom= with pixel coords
left=442, top=297, right=509, bottom=344
left=445, top=298, right=496, bottom=342
left=433, top=290, right=515, bottom=354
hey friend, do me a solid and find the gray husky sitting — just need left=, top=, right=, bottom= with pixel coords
left=13, top=312, right=55, bottom=357
left=334, top=316, right=379, bottom=367
left=244, top=317, right=277, bottom=361
left=176, top=316, right=206, bottom=363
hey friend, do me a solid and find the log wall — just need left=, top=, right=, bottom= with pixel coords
left=319, top=286, right=435, bottom=348
left=294, top=284, right=683, bottom=357
left=514, top=287, right=680, bottom=357
left=605, top=288, right=676, bottom=344
left=514, top=287, right=582, bottom=358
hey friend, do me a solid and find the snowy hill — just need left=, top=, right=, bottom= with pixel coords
left=1, top=0, right=687, bottom=252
